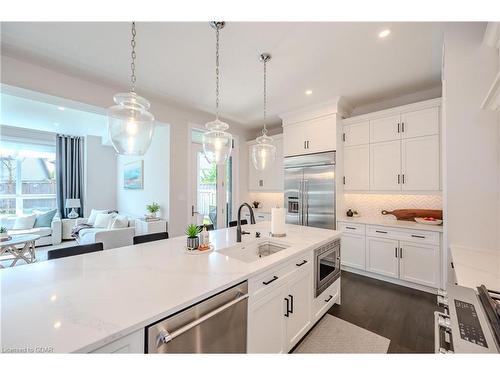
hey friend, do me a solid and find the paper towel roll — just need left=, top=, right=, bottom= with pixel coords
left=271, top=207, right=286, bottom=236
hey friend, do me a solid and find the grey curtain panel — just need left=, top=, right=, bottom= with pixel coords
left=56, top=134, right=84, bottom=218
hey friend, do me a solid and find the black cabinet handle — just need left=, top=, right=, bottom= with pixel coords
left=289, top=294, right=294, bottom=314
left=395, top=247, right=398, bottom=258
left=284, top=297, right=290, bottom=317
left=411, top=234, right=425, bottom=239
left=398, top=174, right=400, bottom=184
left=262, top=276, right=278, bottom=285
left=400, top=248, right=403, bottom=258
left=325, top=295, right=333, bottom=303
left=402, top=174, right=405, bottom=184
left=451, top=262, right=454, bottom=269
left=346, top=226, right=356, bottom=230
left=397, top=123, right=400, bottom=133
left=296, top=260, right=308, bottom=267
left=402, top=122, right=405, bottom=133
left=375, top=230, right=388, bottom=234
left=304, top=141, right=307, bottom=149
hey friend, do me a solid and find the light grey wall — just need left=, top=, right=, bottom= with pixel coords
left=116, top=125, right=170, bottom=221
left=84, top=135, right=117, bottom=216
left=443, top=23, right=499, bottom=250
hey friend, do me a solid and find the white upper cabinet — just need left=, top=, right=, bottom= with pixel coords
left=401, top=107, right=440, bottom=139
left=402, top=135, right=440, bottom=191
left=343, top=98, right=441, bottom=192
left=344, top=144, right=369, bottom=190
left=370, top=140, right=401, bottom=191
left=343, top=121, right=369, bottom=146
left=370, top=114, right=401, bottom=143
left=283, top=115, right=336, bottom=157
left=248, top=135, right=284, bottom=192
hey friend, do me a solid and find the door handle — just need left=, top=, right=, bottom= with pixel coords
left=191, top=205, right=199, bottom=217
left=262, top=275, right=278, bottom=285
left=155, top=294, right=249, bottom=348
left=411, top=234, right=426, bottom=239
left=304, top=140, right=307, bottom=149
left=398, top=174, right=400, bottom=184
left=296, top=259, right=308, bottom=267
left=397, top=123, right=400, bottom=133
left=395, top=247, right=398, bottom=258
left=284, top=297, right=290, bottom=317
left=375, top=230, right=388, bottom=234
left=324, top=295, right=333, bottom=303
left=289, top=294, right=294, bottom=314
left=400, top=248, right=403, bottom=258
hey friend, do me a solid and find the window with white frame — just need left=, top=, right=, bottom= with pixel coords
left=0, top=140, right=56, bottom=217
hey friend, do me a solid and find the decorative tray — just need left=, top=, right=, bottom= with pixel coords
left=185, top=244, right=214, bottom=254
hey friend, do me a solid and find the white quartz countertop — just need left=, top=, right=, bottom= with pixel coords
left=450, top=245, right=500, bottom=291
left=0, top=222, right=340, bottom=353
left=338, top=216, right=444, bottom=233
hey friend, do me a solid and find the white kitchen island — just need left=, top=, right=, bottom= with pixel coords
left=0, top=222, right=341, bottom=353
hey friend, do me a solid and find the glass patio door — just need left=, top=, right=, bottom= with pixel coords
left=190, top=142, right=233, bottom=229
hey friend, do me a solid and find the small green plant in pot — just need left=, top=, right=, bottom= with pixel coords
left=185, top=224, right=201, bottom=250
left=146, top=202, right=160, bottom=218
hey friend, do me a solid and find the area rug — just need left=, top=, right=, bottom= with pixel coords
left=293, top=315, right=390, bottom=353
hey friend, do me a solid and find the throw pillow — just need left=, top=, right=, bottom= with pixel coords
left=94, top=213, right=116, bottom=228
left=34, top=209, right=58, bottom=228
left=109, top=215, right=129, bottom=229
left=87, top=209, right=109, bottom=225
left=12, top=214, right=37, bottom=230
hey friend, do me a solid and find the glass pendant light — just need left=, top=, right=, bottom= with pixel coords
left=108, top=22, right=155, bottom=155
left=251, top=53, right=276, bottom=171
left=202, top=21, right=233, bottom=165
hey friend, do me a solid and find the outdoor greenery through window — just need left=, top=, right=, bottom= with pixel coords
left=0, top=141, right=56, bottom=217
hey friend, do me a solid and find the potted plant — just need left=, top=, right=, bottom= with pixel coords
left=146, top=202, right=160, bottom=219
left=185, top=224, right=201, bottom=250
left=0, top=226, right=9, bottom=240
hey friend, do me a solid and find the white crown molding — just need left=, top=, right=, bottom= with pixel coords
left=483, top=22, right=500, bottom=49
left=343, top=98, right=442, bottom=125
left=279, top=96, right=353, bottom=126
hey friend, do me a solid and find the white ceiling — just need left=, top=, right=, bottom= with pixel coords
left=1, top=22, right=446, bottom=129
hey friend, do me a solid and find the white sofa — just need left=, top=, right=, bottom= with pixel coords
left=1, top=216, right=62, bottom=247
left=75, top=217, right=135, bottom=250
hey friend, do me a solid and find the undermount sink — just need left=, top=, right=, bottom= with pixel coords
left=218, top=240, right=290, bottom=263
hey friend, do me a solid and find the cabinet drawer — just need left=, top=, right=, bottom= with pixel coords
left=312, top=278, right=340, bottom=322
left=338, top=221, right=366, bottom=235
left=249, top=251, right=312, bottom=299
left=366, top=225, right=439, bottom=245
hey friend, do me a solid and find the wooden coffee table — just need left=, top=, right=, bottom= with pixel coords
left=0, top=234, right=40, bottom=268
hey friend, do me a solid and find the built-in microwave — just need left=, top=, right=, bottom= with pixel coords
left=315, top=239, right=341, bottom=297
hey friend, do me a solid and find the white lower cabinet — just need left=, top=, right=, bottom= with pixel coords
left=247, top=252, right=314, bottom=353
left=339, top=221, right=441, bottom=290
left=90, top=329, right=144, bottom=353
left=248, top=283, right=288, bottom=353
left=399, top=241, right=440, bottom=288
left=285, top=268, right=312, bottom=349
left=366, top=237, right=399, bottom=278
left=340, top=234, right=366, bottom=270
left=312, top=278, right=340, bottom=323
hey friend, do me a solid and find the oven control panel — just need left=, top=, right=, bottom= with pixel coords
left=454, top=299, right=488, bottom=348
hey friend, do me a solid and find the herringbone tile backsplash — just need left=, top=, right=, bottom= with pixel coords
left=342, top=194, right=442, bottom=219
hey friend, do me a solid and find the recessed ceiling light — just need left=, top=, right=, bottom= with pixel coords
left=378, top=29, right=391, bottom=38
left=305, top=90, right=313, bottom=96
left=53, top=122, right=60, bottom=126
left=57, top=106, right=65, bottom=111
left=53, top=321, right=61, bottom=329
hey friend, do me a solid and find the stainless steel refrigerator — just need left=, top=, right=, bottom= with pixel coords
left=284, top=151, right=336, bottom=230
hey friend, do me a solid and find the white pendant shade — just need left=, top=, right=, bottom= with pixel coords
left=202, top=118, right=232, bottom=164
left=251, top=133, right=276, bottom=171
left=108, top=92, right=155, bottom=155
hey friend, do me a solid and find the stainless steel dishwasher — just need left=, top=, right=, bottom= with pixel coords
left=146, top=281, right=248, bottom=353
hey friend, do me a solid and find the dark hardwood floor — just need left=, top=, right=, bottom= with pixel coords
left=328, top=271, right=438, bottom=353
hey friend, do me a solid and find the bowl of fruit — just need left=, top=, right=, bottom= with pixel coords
left=414, top=217, right=443, bottom=225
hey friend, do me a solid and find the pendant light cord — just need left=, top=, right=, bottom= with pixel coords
left=215, top=26, right=220, bottom=119
left=130, top=22, right=137, bottom=93
left=262, top=57, right=267, bottom=136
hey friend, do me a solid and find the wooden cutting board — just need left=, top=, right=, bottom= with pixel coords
left=381, top=209, right=443, bottom=221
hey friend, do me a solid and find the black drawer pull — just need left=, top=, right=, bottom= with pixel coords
left=289, top=294, right=294, bottom=314
left=262, top=276, right=278, bottom=285
left=284, top=297, right=290, bottom=317
left=325, top=295, right=333, bottom=303
left=451, top=262, right=454, bottom=269
left=296, top=260, right=308, bottom=267
left=345, top=226, right=357, bottom=230
left=375, top=230, right=388, bottom=234
left=411, top=234, right=425, bottom=239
